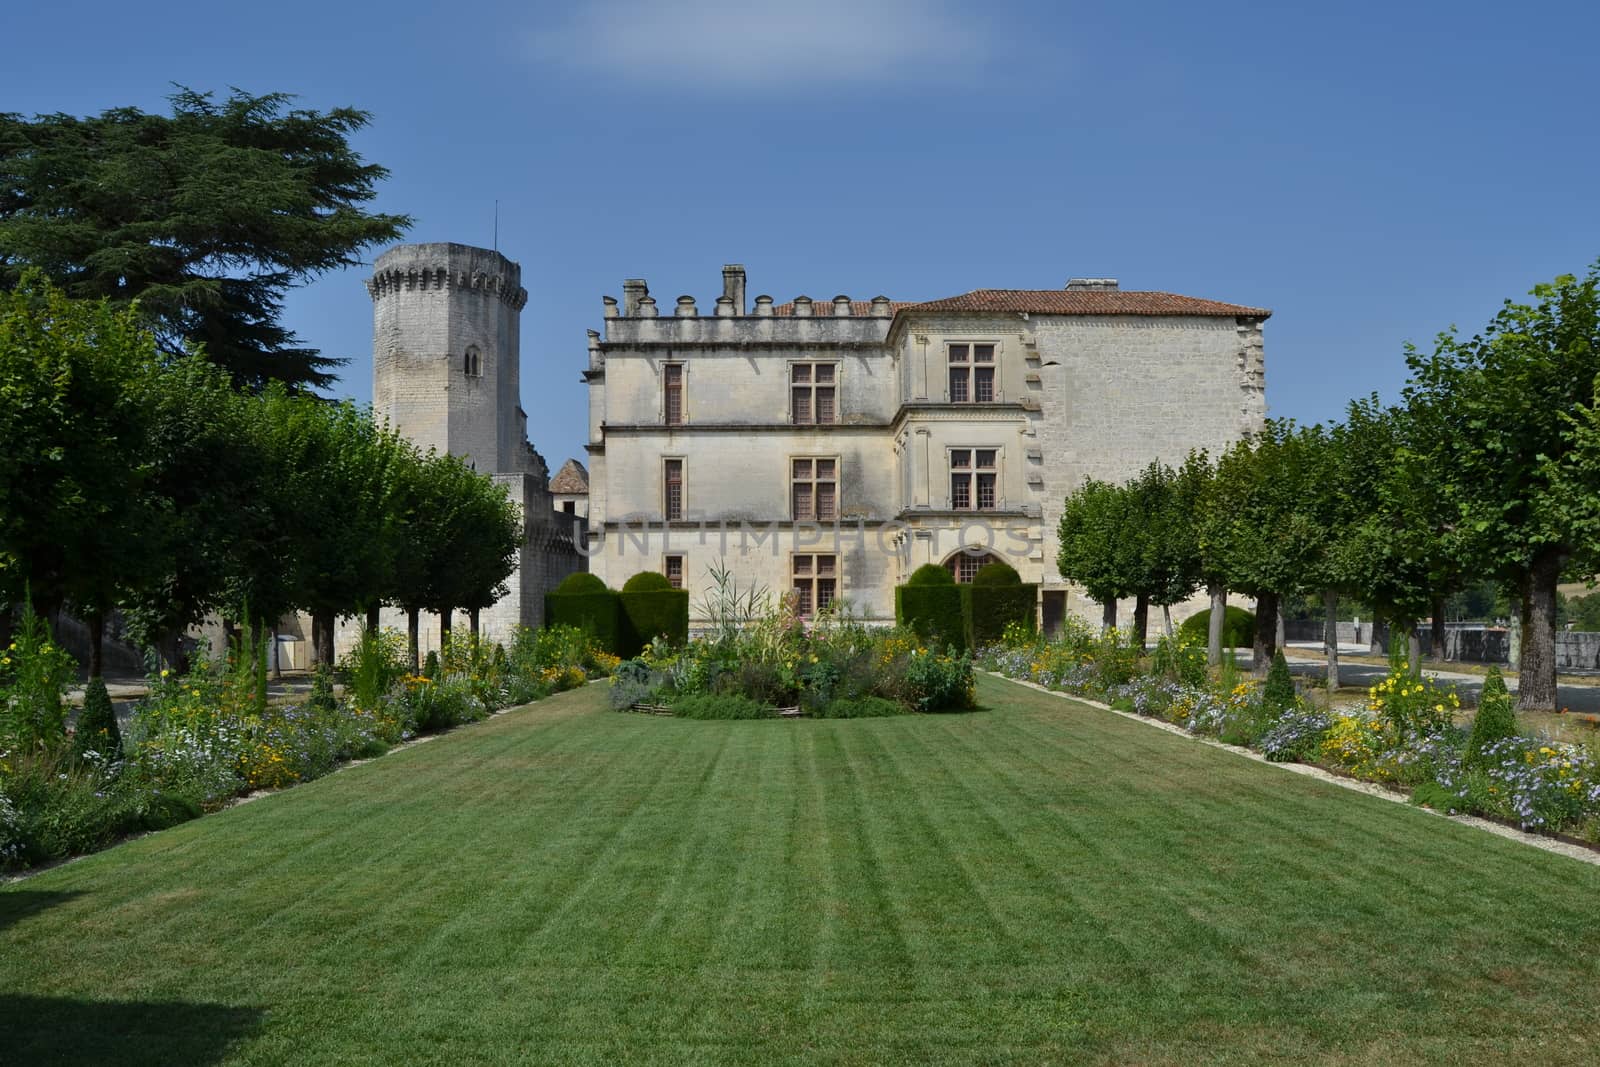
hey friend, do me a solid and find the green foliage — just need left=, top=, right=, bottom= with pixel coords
left=422, top=650, right=440, bottom=682
left=970, top=561, right=1021, bottom=586
left=1056, top=478, right=1135, bottom=608
left=308, top=664, right=337, bottom=716
left=622, top=571, right=674, bottom=592
left=618, top=588, right=689, bottom=658
left=72, top=677, right=121, bottom=764
left=895, top=583, right=967, bottom=652
left=1178, top=606, right=1255, bottom=648
left=1466, top=668, right=1518, bottom=767
left=0, top=597, right=76, bottom=750
left=545, top=588, right=621, bottom=655
left=556, top=572, right=607, bottom=595
left=1151, top=631, right=1208, bottom=688
left=669, top=693, right=769, bottom=720
left=900, top=648, right=976, bottom=712
left=340, top=627, right=408, bottom=713
left=1262, top=652, right=1295, bottom=714
left=963, top=582, right=1039, bottom=647
left=1089, top=628, right=1140, bottom=689
left=1566, top=592, right=1600, bottom=631
left=906, top=563, right=955, bottom=586
left=818, top=696, right=905, bottom=719
left=0, top=88, right=409, bottom=391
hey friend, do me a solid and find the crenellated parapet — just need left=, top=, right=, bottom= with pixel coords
left=366, top=242, right=528, bottom=311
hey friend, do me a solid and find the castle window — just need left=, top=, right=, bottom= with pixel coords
left=948, top=343, right=995, bottom=403
left=791, top=363, right=837, bottom=424
left=792, top=553, right=837, bottom=617
left=664, top=555, right=684, bottom=589
left=791, top=457, right=837, bottom=521
left=949, top=449, right=998, bottom=510
left=664, top=458, right=683, bottom=521
left=663, top=363, right=684, bottom=425
left=464, top=345, right=482, bottom=377
left=946, top=550, right=1001, bottom=583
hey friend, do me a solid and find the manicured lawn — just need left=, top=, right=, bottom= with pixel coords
left=5, top=675, right=1600, bottom=1065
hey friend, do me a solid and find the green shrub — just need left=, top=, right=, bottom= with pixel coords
left=622, top=570, right=674, bottom=592
left=1466, top=668, right=1518, bottom=767
left=670, top=693, right=770, bottom=720
left=819, top=696, right=904, bottom=719
left=1151, top=631, right=1208, bottom=688
left=71, top=677, right=122, bottom=764
left=618, top=587, right=689, bottom=658
left=422, top=650, right=440, bottom=682
left=308, top=664, right=337, bottom=715
left=903, top=649, right=975, bottom=712
left=1412, top=780, right=1464, bottom=813
left=556, top=572, right=608, bottom=594
left=970, top=561, right=1021, bottom=586
left=1262, top=652, right=1295, bottom=713
left=545, top=580, right=621, bottom=655
left=896, top=585, right=967, bottom=652
left=340, top=626, right=408, bottom=712
left=964, top=582, right=1038, bottom=646
left=906, top=563, right=955, bottom=585
left=0, top=597, right=76, bottom=749
left=1178, top=606, right=1255, bottom=648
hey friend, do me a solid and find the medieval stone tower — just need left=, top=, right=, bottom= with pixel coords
left=341, top=242, right=581, bottom=657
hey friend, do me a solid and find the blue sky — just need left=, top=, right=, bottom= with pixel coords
left=5, top=0, right=1598, bottom=469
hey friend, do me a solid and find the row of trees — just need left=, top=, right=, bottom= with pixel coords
left=1058, top=261, right=1600, bottom=713
left=0, top=274, right=522, bottom=674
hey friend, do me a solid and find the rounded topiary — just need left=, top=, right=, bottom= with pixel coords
left=72, top=676, right=122, bottom=763
left=556, top=572, right=608, bottom=595
left=1179, top=606, right=1256, bottom=648
left=907, top=563, right=955, bottom=586
left=622, top=570, right=673, bottom=593
left=1466, top=668, right=1519, bottom=767
left=971, top=561, right=1021, bottom=586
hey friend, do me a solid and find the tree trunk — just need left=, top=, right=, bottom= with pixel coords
left=314, top=610, right=335, bottom=668
left=1207, top=583, right=1226, bottom=666
left=159, top=630, right=190, bottom=675
left=366, top=603, right=380, bottom=632
left=270, top=627, right=283, bottom=680
left=1252, top=591, right=1279, bottom=676
left=1275, top=608, right=1285, bottom=652
left=1407, top=628, right=1421, bottom=675
left=1131, top=594, right=1149, bottom=651
left=249, top=617, right=269, bottom=712
left=0, top=603, right=14, bottom=661
left=1101, top=599, right=1117, bottom=634
left=439, top=607, right=453, bottom=650
left=1369, top=613, right=1386, bottom=656
left=1162, top=604, right=1174, bottom=638
left=469, top=606, right=481, bottom=647
left=1323, top=588, right=1339, bottom=691
left=1430, top=595, right=1446, bottom=663
left=308, top=615, right=322, bottom=666
left=87, top=608, right=105, bottom=679
left=1517, top=550, right=1565, bottom=712
left=407, top=607, right=420, bottom=672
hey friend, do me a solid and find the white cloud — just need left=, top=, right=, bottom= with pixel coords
left=527, top=0, right=995, bottom=90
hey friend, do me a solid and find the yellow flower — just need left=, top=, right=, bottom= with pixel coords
left=160, top=669, right=170, bottom=678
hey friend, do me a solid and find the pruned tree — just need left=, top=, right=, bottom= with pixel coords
left=1057, top=478, right=1136, bottom=632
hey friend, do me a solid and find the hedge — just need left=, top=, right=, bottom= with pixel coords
left=963, top=583, right=1039, bottom=646
left=896, top=584, right=967, bottom=652
left=545, top=588, right=621, bottom=654
left=1178, top=605, right=1256, bottom=648
left=619, top=588, right=689, bottom=657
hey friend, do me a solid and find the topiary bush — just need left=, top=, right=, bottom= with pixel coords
left=621, top=570, right=674, bottom=592
left=422, top=650, right=440, bottom=682
left=1466, top=667, right=1518, bottom=767
left=1178, top=606, right=1255, bottom=648
left=546, top=572, right=621, bottom=654
left=907, top=563, right=955, bottom=586
left=1262, top=651, right=1295, bottom=713
left=970, top=561, right=1021, bottom=586
left=897, top=564, right=965, bottom=651
left=963, top=578, right=1037, bottom=646
left=71, top=677, right=121, bottom=764
left=618, top=572, right=689, bottom=658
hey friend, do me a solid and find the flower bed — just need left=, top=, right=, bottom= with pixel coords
left=610, top=598, right=974, bottom=719
left=0, top=619, right=609, bottom=872
left=981, top=622, right=1600, bottom=843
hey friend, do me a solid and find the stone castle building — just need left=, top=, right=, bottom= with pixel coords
left=336, top=242, right=583, bottom=657
left=582, top=266, right=1268, bottom=630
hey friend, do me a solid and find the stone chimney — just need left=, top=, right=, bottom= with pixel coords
left=721, top=264, right=747, bottom=315
left=622, top=278, right=648, bottom=315
left=753, top=295, right=774, bottom=317
left=1065, top=278, right=1119, bottom=291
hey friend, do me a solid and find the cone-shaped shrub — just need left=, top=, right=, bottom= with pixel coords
left=1467, top=668, right=1519, bottom=767
left=1263, top=651, right=1295, bottom=713
left=422, top=650, right=441, bottom=682
left=72, top=677, right=121, bottom=763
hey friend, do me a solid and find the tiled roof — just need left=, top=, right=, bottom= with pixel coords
left=549, top=458, right=589, bottom=494
left=903, top=289, right=1271, bottom=318
left=771, top=298, right=910, bottom=317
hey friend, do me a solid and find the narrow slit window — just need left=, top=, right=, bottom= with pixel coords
left=663, top=363, right=684, bottom=426
left=664, top=459, right=683, bottom=521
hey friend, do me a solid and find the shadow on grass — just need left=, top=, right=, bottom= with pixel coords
left=0, top=995, right=263, bottom=1066
left=0, top=889, right=84, bottom=933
